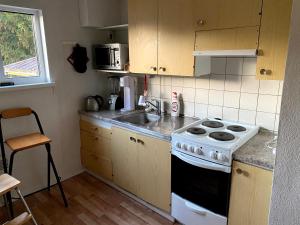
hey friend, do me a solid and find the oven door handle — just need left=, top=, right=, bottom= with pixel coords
left=185, top=201, right=207, bottom=216
left=172, top=151, right=231, bottom=173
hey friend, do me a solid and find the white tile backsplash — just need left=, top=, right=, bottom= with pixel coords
left=240, top=93, right=258, bottom=110
left=195, top=104, right=208, bottom=119
left=256, top=112, right=276, bottom=131
left=208, top=105, right=223, bottom=118
left=225, top=75, right=242, bottom=92
left=241, top=76, right=259, bottom=93
left=182, top=87, right=195, bottom=102
left=239, top=109, right=257, bottom=124
left=147, top=57, right=283, bottom=131
left=257, top=95, right=278, bottom=113
left=210, top=75, right=225, bottom=90
left=259, top=80, right=280, bottom=95
left=196, top=76, right=210, bottom=89
left=183, top=77, right=196, bottom=88
left=195, top=89, right=209, bottom=104
left=223, top=107, right=239, bottom=121
left=226, top=58, right=243, bottom=75
left=209, top=90, right=224, bottom=106
left=223, top=91, right=240, bottom=108
left=211, top=57, right=226, bottom=74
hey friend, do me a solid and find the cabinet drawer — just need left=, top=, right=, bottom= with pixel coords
left=80, top=130, right=99, bottom=153
left=80, top=120, right=102, bottom=136
left=84, top=151, right=113, bottom=181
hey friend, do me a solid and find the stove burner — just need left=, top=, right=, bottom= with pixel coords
left=227, top=125, right=246, bottom=132
left=202, top=121, right=224, bottom=128
left=209, top=132, right=235, bottom=141
left=187, top=127, right=206, bottom=135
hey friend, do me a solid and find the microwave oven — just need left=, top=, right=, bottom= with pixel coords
left=92, top=43, right=129, bottom=71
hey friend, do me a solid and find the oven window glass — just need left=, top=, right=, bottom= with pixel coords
left=95, top=48, right=110, bottom=66
left=171, top=155, right=231, bottom=217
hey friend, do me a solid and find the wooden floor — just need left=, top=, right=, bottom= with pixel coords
left=0, top=172, right=176, bottom=225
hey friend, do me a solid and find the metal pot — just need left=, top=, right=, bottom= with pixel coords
left=85, top=95, right=104, bottom=112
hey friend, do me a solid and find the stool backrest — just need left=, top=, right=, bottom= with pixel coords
left=1, top=108, right=32, bottom=119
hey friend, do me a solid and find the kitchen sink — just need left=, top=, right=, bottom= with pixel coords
left=114, top=112, right=161, bottom=126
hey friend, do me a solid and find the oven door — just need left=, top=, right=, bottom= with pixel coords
left=171, top=151, right=231, bottom=217
left=92, top=45, right=115, bottom=70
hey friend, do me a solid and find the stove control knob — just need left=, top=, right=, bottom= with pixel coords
left=176, top=142, right=182, bottom=149
left=188, top=145, right=194, bottom=153
left=182, top=144, right=188, bottom=150
left=195, top=147, right=203, bottom=155
left=210, top=151, right=217, bottom=160
left=217, top=152, right=226, bottom=161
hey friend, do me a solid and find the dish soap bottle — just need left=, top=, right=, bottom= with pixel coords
left=171, top=92, right=180, bottom=117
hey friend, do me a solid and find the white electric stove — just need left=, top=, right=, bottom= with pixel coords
left=171, top=118, right=259, bottom=225
left=172, top=118, right=259, bottom=167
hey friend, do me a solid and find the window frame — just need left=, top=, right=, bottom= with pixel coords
left=0, top=4, right=50, bottom=85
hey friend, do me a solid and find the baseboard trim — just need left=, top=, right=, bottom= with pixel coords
left=85, top=170, right=175, bottom=222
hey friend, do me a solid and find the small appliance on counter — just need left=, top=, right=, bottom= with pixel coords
left=120, top=76, right=136, bottom=112
left=85, top=95, right=104, bottom=112
left=92, top=43, right=129, bottom=71
left=107, top=76, right=123, bottom=111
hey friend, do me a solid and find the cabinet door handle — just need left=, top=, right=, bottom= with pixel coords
left=236, top=168, right=249, bottom=177
left=130, top=137, right=136, bottom=142
left=150, top=66, right=157, bottom=72
left=260, top=69, right=272, bottom=75
left=159, top=67, right=166, bottom=72
left=137, top=139, right=144, bottom=145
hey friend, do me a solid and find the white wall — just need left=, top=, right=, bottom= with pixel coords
left=269, top=1, right=300, bottom=224
left=148, top=58, right=283, bottom=131
left=0, top=0, right=109, bottom=195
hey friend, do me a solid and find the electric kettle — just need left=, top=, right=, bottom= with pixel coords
left=85, top=95, right=104, bottom=112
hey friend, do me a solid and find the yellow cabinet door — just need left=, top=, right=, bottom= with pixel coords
left=228, top=161, right=273, bottom=225
left=157, top=0, right=195, bottom=76
left=192, top=0, right=262, bottom=31
left=136, top=134, right=171, bottom=212
left=111, top=127, right=139, bottom=195
left=128, top=0, right=158, bottom=74
left=256, top=0, right=292, bottom=80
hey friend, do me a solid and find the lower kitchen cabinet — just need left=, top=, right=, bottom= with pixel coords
left=228, top=161, right=273, bottom=225
left=80, top=120, right=113, bottom=181
left=112, top=126, right=171, bottom=212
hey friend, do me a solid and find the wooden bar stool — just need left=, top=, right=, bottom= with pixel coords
left=0, top=174, right=37, bottom=225
left=0, top=108, right=68, bottom=217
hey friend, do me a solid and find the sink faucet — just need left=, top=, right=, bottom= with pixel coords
left=145, top=99, right=161, bottom=115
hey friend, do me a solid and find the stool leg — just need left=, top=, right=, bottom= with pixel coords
left=5, top=192, right=14, bottom=219
left=8, top=152, right=16, bottom=175
left=15, top=187, right=38, bottom=225
left=45, top=144, right=68, bottom=207
left=47, top=151, right=50, bottom=191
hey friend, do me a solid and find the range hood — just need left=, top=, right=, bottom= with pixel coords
left=193, top=49, right=257, bottom=57
left=193, top=49, right=258, bottom=76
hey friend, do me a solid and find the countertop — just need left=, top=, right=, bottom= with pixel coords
left=80, top=110, right=277, bottom=169
left=79, top=110, right=199, bottom=141
left=233, top=129, right=276, bottom=171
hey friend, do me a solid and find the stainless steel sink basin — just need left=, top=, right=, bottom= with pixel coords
left=115, top=112, right=161, bottom=125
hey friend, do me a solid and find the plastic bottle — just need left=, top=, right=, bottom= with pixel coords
left=171, top=92, right=180, bottom=117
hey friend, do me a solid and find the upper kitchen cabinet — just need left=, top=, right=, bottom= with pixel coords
left=256, top=0, right=292, bottom=80
left=157, top=0, right=195, bottom=76
left=128, top=0, right=158, bottom=75
left=79, top=0, right=128, bottom=28
left=128, top=0, right=195, bottom=76
left=192, top=0, right=262, bottom=31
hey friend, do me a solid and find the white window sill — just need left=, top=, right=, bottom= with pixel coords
left=0, top=82, right=55, bottom=93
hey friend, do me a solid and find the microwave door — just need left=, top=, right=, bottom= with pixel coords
left=94, top=47, right=111, bottom=69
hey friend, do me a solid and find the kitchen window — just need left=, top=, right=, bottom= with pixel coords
left=0, top=5, right=50, bottom=86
